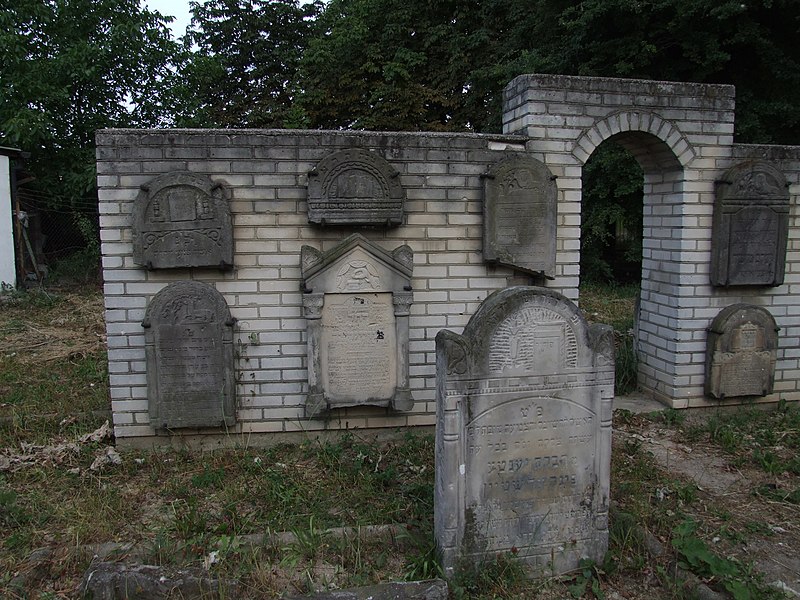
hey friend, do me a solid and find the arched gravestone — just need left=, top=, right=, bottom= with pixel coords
left=706, top=304, right=779, bottom=399
left=133, top=171, right=233, bottom=270
left=483, top=156, right=557, bottom=278
left=143, top=281, right=236, bottom=430
left=301, top=234, right=413, bottom=417
left=435, top=287, right=614, bottom=577
left=711, top=161, right=789, bottom=287
left=307, top=148, right=404, bottom=226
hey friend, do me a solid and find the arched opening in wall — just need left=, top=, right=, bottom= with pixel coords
left=579, top=131, right=685, bottom=398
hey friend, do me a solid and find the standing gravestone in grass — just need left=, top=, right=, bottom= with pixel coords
left=143, top=280, right=236, bottom=430
left=435, top=287, right=614, bottom=576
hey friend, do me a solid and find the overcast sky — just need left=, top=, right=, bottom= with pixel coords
left=145, top=0, right=193, bottom=38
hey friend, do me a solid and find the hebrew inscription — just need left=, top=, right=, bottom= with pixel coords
left=321, top=293, right=397, bottom=403
left=711, top=162, right=789, bottom=286
left=307, top=148, right=404, bottom=226
left=301, top=234, right=413, bottom=417
left=143, top=281, right=236, bottom=430
left=435, top=287, right=614, bottom=577
left=133, top=171, right=233, bottom=270
left=483, top=156, right=557, bottom=277
left=706, top=304, right=779, bottom=399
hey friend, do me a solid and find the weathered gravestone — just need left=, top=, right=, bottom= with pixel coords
left=301, top=234, right=414, bottom=417
left=307, top=148, right=404, bottom=226
left=483, top=156, right=557, bottom=278
left=143, top=281, right=236, bottom=430
left=435, top=287, right=614, bottom=576
left=706, top=304, right=779, bottom=399
left=711, top=161, right=789, bottom=287
left=133, top=171, right=233, bottom=270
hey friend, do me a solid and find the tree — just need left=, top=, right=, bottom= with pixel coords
left=0, top=0, right=182, bottom=206
left=177, top=0, right=320, bottom=128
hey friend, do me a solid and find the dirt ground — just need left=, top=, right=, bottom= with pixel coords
left=612, top=412, right=800, bottom=598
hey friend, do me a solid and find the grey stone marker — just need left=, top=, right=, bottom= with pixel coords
left=143, top=281, right=236, bottom=430
left=301, top=234, right=413, bottom=417
left=706, top=304, right=779, bottom=399
left=435, top=287, right=614, bottom=576
left=307, top=148, right=404, bottom=226
left=711, top=161, right=789, bottom=287
left=133, top=171, right=233, bottom=270
left=483, top=156, right=557, bottom=277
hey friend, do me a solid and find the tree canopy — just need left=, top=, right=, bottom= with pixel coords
left=1, top=0, right=799, bottom=279
left=0, top=0, right=182, bottom=205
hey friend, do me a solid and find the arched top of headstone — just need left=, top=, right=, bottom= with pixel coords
left=307, top=148, right=404, bottom=226
left=483, top=155, right=557, bottom=277
left=143, top=280, right=234, bottom=329
left=717, top=161, right=789, bottom=204
left=133, top=171, right=233, bottom=270
left=443, top=286, right=603, bottom=378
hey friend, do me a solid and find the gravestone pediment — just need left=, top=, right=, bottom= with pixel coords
left=435, top=287, right=614, bottom=577
left=143, top=281, right=236, bottom=430
left=706, top=304, right=779, bottom=399
left=483, top=155, right=557, bottom=277
left=133, top=171, right=233, bottom=270
left=301, top=234, right=413, bottom=417
left=307, top=148, right=404, bottom=226
left=711, top=161, right=789, bottom=287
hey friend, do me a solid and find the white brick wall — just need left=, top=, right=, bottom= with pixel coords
left=99, top=75, right=800, bottom=445
left=504, top=74, right=800, bottom=408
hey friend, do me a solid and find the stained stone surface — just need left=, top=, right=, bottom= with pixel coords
left=435, top=287, right=614, bottom=577
left=483, top=156, right=557, bottom=277
left=711, top=161, right=789, bottom=286
left=301, top=234, right=413, bottom=417
left=706, top=304, right=779, bottom=399
left=307, top=148, right=404, bottom=226
left=133, top=171, right=233, bottom=270
left=143, top=281, right=236, bottom=430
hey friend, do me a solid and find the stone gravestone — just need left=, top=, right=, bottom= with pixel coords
left=483, top=156, right=557, bottom=277
left=307, top=148, right=404, bottom=226
left=301, top=234, right=413, bottom=417
left=143, top=281, right=236, bottom=430
left=711, top=161, right=789, bottom=287
left=133, top=171, right=233, bottom=270
left=706, top=304, right=779, bottom=399
left=435, top=287, right=614, bottom=576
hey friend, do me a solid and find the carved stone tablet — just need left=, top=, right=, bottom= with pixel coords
left=483, top=156, right=557, bottom=277
left=307, top=148, right=404, bottom=226
left=435, top=287, right=614, bottom=577
left=133, top=171, right=233, bottom=270
left=706, top=304, right=778, bottom=399
left=711, top=162, right=789, bottom=286
left=301, top=234, right=413, bottom=417
left=143, top=281, right=236, bottom=429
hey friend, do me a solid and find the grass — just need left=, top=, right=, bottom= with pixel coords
left=580, top=282, right=640, bottom=395
left=2, top=286, right=798, bottom=599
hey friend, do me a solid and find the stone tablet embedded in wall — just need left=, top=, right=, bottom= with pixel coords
left=483, top=156, right=557, bottom=277
left=706, top=304, right=778, bottom=399
left=143, top=281, right=236, bottom=429
left=307, top=148, right=404, bottom=226
left=133, top=171, right=233, bottom=270
left=711, top=162, right=789, bottom=286
left=301, top=234, right=413, bottom=417
left=435, top=287, right=614, bottom=577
